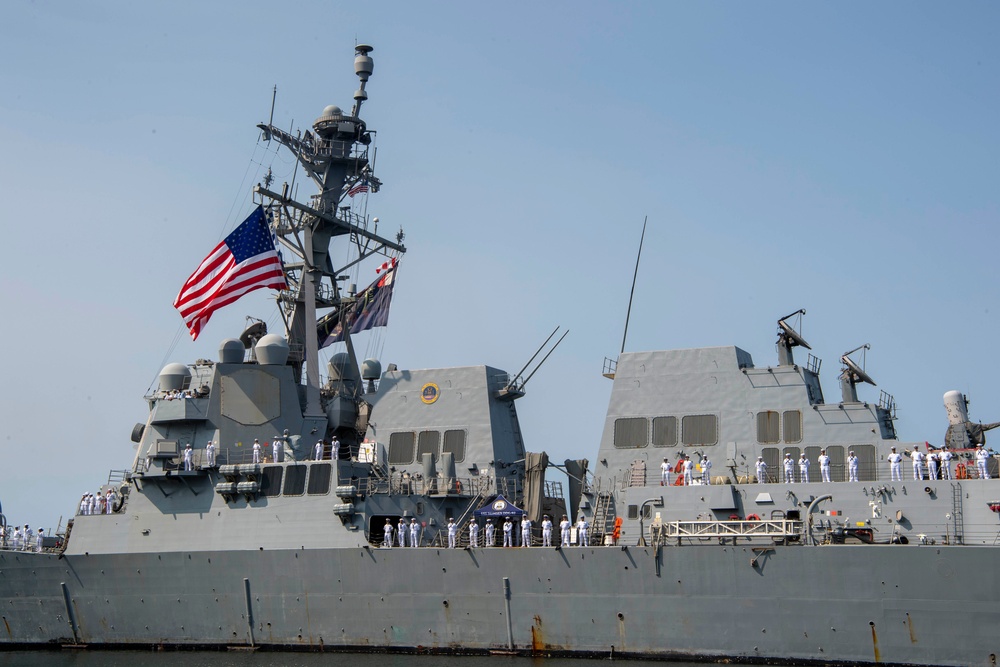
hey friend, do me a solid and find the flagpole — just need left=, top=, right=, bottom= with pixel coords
left=620, top=216, right=647, bottom=356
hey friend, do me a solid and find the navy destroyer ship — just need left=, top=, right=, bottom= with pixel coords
left=2, top=44, right=999, bottom=667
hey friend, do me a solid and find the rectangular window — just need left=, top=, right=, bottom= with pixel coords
left=283, top=465, right=306, bottom=496
left=388, top=432, right=415, bottom=465
left=259, top=466, right=283, bottom=496
left=757, top=411, right=780, bottom=444
left=627, top=504, right=639, bottom=520
left=416, top=430, right=440, bottom=461
left=307, top=463, right=332, bottom=495
left=614, top=418, right=648, bottom=449
left=442, top=429, right=467, bottom=462
left=681, top=414, right=718, bottom=446
left=854, top=444, right=876, bottom=482
left=652, top=416, right=677, bottom=447
left=783, top=410, right=802, bottom=443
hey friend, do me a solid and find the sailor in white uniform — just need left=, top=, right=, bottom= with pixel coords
left=701, top=456, right=712, bottom=484
left=183, top=443, right=193, bottom=471
left=447, top=518, right=458, bottom=548
left=559, top=515, right=571, bottom=547
left=541, top=515, right=553, bottom=547
left=485, top=520, right=495, bottom=547
left=206, top=440, right=217, bottom=467
left=848, top=450, right=859, bottom=482
left=22, top=526, right=32, bottom=552
left=397, top=518, right=408, bottom=547
left=35, top=528, right=44, bottom=553
left=888, top=446, right=903, bottom=481
left=314, top=440, right=323, bottom=460
left=910, top=445, right=925, bottom=480
left=79, top=494, right=88, bottom=516
left=332, top=436, right=341, bottom=461
left=927, top=450, right=939, bottom=480
left=577, top=516, right=590, bottom=547
left=783, top=453, right=795, bottom=483
left=682, top=456, right=694, bottom=485
left=520, top=518, right=532, bottom=547
left=409, top=518, right=420, bottom=547
left=469, top=520, right=479, bottom=547
left=502, top=519, right=513, bottom=547
left=940, top=446, right=954, bottom=480
left=11, top=527, right=20, bottom=550
left=818, top=449, right=831, bottom=483
left=798, top=453, right=810, bottom=483
left=976, top=445, right=991, bottom=479
left=106, top=489, right=116, bottom=514
left=252, top=439, right=262, bottom=464
left=755, top=456, right=768, bottom=483
left=660, top=457, right=670, bottom=486
left=271, top=438, right=281, bottom=464
left=382, top=519, right=393, bottom=548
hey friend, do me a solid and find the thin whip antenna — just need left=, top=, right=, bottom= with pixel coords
left=620, top=216, right=647, bottom=355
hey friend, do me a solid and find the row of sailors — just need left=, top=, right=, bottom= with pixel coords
left=0, top=525, right=45, bottom=552
left=381, top=516, right=592, bottom=548
left=658, top=455, right=713, bottom=485
left=746, top=444, right=992, bottom=484
left=172, top=435, right=344, bottom=470
left=78, top=489, right=118, bottom=515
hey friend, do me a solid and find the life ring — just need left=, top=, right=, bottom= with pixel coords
left=746, top=514, right=761, bottom=521
left=956, top=463, right=967, bottom=479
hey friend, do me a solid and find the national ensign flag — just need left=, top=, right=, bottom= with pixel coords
left=347, top=180, right=369, bottom=197
left=173, top=206, right=287, bottom=340
left=316, top=258, right=398, bottom=348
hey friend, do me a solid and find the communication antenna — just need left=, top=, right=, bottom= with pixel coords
left=500, top=326, right=570, bottom=400
left=839, top=343, right=875, bottom=403
left=776, top=308, right=810, bottom=366
left=621, top=216, right=647, bottom=355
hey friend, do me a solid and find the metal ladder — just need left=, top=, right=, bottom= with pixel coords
left=590, top=491, right=614, bottom=543
left=951, top=483, right=964, bottom=545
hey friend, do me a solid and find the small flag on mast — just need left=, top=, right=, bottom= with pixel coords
left=173, top=206, right=287, bottom=340
left=347, top=180, right=369, bottom=197
left=317, top=258, right=398, bottom=347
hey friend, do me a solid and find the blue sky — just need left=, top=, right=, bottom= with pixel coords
left=1, top=1, right=998, bottom=527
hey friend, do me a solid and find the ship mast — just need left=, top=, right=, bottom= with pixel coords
left=254, top=44, right=405, bottom=417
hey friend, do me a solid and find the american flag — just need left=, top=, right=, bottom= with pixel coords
left=347, top=180, right=369, bottom=197
left=173, top=206, right=287, bottom=340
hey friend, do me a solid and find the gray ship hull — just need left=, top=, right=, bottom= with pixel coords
left=2, top=543, right=995, bottom=666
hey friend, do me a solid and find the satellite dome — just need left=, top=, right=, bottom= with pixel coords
left=328, top=352, right=352, bottom=381
left=321, top=105, right=343, bottom=118
left=218, top=338, right=244, bottom=364
left=255, top=334, right=289, bottom=366
left=158, top=363, right=191, bottom=392
left=361, top=358, right=382, bottom=381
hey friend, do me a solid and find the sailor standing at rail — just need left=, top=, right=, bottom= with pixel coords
left=447, top=517, right=458, bottom=548
left=79, top=494, right=88, bottom=516
left=910, top=444, right=925, bottom=480
left=22, top=526, right=32, bottom=552
left=206, top=440, right=216, bottom=467
left=485, top=519, right=495, bottom=547
left=502, top=518, right=513, bottom=547
left=314, top=440, right=323, bottom=460
left=660, top=457, right=670, bottom=486
left=888, top=446, right=903, bottom=481
left=521, top=517, right=532, bottom=547
left=35, top=528, right=44, bottom=553
left=755, top=456, right=767, bottom=483
left=383, top=519, right=393, bottom=548
left=106, top=489, right=116, bottom=514
left=398, top=518, right=407, bottom=547
left=469, top=520, right=479, bottom=547
left=701, top=456, right=712, bottom=484
left=409, top=518, right=420, bottom=547
left=798, top=453, right=810, bottom=483
left=332, top=435, right=340, bottom=461
left=252, top=439, right=261, bottom=464
left=682, top=455, right=694, bottom=485
left=941, top=446, right=953, bottom=480
left=541, top=515, right=553, bottom=547
left=271, top=438, right=281, bottom=464
left=577, top=516, right=590, bottom=547
left=783, top=453, right=795, bottom=483
left=183, top=443, right=193, bottom=471
left=927, top=450, right=939, bottom=480
left=848, top=450, right=859, bottom=482
left=818, top=449, right=831, bottom=483
left=11, top=526, right=20, bottom=550
left=559, top=515, right=571, bottom=546
left=976, top=445, right=991, bottom=479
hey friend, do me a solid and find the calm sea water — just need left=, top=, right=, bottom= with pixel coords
left=0, top=653, right=724, bottom=667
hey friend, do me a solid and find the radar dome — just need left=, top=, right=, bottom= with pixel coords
left=321, top=105, right=343, bottom=118
left=255, top=334, right=289, bottom=366
left=218, top=338, right=244, bottom=364
left=158, top=363, right=191, bottom=392
left=361, top=358, right=382, bottom=380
